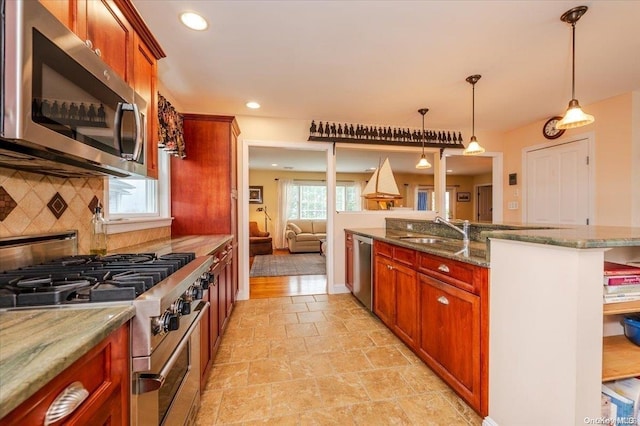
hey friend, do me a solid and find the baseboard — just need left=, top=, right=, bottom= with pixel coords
left=482, top=416, right=499, bottom=426
left=331, top=283, right=351, bottom=295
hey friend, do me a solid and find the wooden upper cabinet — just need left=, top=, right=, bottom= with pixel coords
left=80, top=0, right=134, bottom=82
left=39, top=0, right=75, bottom=30
left=132, top=34, right=158, bottom=179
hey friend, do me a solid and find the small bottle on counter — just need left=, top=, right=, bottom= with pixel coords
left=90, top=205, right=107, bottom=256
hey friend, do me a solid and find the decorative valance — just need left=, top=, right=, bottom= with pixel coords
left=157, top=93, right=186, bottom=158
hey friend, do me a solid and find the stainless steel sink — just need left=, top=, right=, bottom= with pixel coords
left=399, top=237, right=446, bottom=244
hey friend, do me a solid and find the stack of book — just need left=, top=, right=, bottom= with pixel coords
left=602, top=378, right=640, bottom=424
left=603, top=261, right=640, bottom=304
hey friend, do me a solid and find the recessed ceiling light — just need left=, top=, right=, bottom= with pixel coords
left=271, top=163, right=278, bottom=167
left=366, top=167, right=376, bottom=171
left=447, top=169, right=453, bottom=173
left=180, top=12, right=208, bottom=31
left=246, top=101, right=261, bottom=109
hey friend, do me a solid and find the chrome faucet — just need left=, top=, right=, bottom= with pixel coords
left=434, top=216, right=470, bottom=256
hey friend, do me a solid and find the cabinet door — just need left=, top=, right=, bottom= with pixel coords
left=132, top=33, right=158, bottom=179
left=210, top=273, right=220, bottom=351
left=40, top=0, right=74, bottom=29
left=218, top=261, right=228, bottom=332
left=373, top=254, right=395, bottom=327
left=418, top=273, right=481, bottom=407
left=393, top=263, right=418, bottom=348
left=345, top=234, right=354, bottom=292
left=85, top=0, right=133, bottom=81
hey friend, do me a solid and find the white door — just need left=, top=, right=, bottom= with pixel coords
left=526, top=139, right=590, bottom=225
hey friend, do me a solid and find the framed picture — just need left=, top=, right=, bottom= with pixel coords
left=249, top=186, right=263, bottom=204
left=457, top=192, right=471, bottom=202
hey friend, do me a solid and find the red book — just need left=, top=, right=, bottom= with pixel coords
left=603, top=261, right=640, bottom=276
left=604, top=275, right=640, bottom=286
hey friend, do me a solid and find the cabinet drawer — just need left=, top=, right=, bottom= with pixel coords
left=374, top=241, right=416, bottom=266
left=419, top=253, right=484, bottom=294
left=374, top=241, right=393, bottom=258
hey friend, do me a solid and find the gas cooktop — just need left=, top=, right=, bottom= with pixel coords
left=0, top=252, right=196, bottom=308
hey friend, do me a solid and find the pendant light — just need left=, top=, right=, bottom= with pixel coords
left=415, top=108, right=432, bottom=169
left=463, top=74, right=485, bottom=155
left=556, top=6, right=594, bottom=130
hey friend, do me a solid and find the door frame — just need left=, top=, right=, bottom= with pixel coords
left=521, top=132, right=596, bottom=225
left=238, top=139, right=335, bottom=301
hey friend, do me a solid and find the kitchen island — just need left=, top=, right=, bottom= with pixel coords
left=347, top=219, right=640, bottom=424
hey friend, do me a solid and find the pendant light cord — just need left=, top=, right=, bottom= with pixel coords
left=571, top=22, right=576, bottom=100
left=471, top=83, right=475, bottom=137
left=421, top=113, right=425, bottom=154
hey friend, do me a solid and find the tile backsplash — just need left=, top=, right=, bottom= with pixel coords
left=0, top=167, right=169, bottom=254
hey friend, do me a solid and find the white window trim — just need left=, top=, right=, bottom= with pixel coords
left=103, top=148, right=173, bottom=234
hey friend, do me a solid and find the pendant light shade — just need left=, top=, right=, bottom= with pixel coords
left=415, top=108, right=432, bottom=169
left=463, top=75, right=485, bottom=156
left=556, top=6, right=594, bottom=130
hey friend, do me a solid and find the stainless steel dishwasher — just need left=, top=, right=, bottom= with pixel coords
left=353, top=235, right=373, bottom=310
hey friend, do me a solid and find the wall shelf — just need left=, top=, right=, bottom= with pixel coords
left=602, top=335, right=640, bottom=381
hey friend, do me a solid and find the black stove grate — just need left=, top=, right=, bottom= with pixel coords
left=0, top=252, right=196, bottom=308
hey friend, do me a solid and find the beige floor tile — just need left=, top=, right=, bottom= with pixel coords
left=298, top=406, right=355, bottom=426
left=222, top=326, right=255, bottom=341
left=330, top=350, right=374, bottom=374
left=216, top=384, right=271, bottom=423
left=306, top=301, right=338, bottom=311
left=339, top=333, right=376, bottom=350
left=269, top=312, right=299, bottom=325
left=270, top=378, right=323, bottom=416
left=297, top=311, right=327, bottom=323
left=206, top=362, right=249, bottom=390
left=281, top=302, right=310, bottom=313
left=343, top=317, right=386, bottom=332
left=313, top=294, right=329, bottom=301
left=316, top=373, right=370, bottom=407
left=243, top=414, right=300, bottom=425
left=323, top=309, right=355, bottom=321
left=195, top=389, right=222, bottom=426
left=291, top=295, right=317, bottom=303
left=229, top=340, right=270, bottom=362
left=363, top=346, right=413, bottom=368
left=238, top=313, right=271, bottom=328
left=350, top=400, right=413, bottom=425
left=213, top=344, right=232, bottom=364
left=253, top=324, right=288, bottom=339
left=396, top=393, right=468, bottom=425
left=285, top=322, right=319, bottom=338
left=314, top=320, right=349, bottom=335
left=269, top=337, right=308, bottom=358
left=368, top=328, right=402, bottom=346
left=358, top=368, right=416, bottom=401
left=267, top=296, right=293, bottom=305
left=394, top=343, right=424, bottom=365
left=399, top=364, right=450, bottom=393
left=441, top=389, right=484, bottom=425
left=248, top=358, right=293, bottom=384
left=289, top=352, right=335, bottom=378
left=304, top=335, right=344, bottom=353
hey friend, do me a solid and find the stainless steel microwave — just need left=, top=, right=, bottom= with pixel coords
left=0, top=0, right=147, bottom=178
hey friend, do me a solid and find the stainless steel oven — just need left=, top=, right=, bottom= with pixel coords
left=133, top=301, right=208, bottom=426
left=1, top=0, right=147, bottom=177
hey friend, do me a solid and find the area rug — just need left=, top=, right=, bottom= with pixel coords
left=250, top=254, right=326, bottom=277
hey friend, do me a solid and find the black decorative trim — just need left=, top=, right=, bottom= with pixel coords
left=47, top=192, right=68, bottom=219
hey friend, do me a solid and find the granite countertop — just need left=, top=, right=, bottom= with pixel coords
left=110, top=234, right=233, bottom=257
left=0, top=305, right=135, bottom=418
left=485, top=225, right=640, bottom=249
left=347, top=228, right=491, bottom=267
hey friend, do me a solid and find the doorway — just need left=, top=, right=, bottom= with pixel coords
left=476, top=184, right=493, bottom=222
left=524, top=138, right=591, bottom=225
left=239, top=141, right=334, bottom=301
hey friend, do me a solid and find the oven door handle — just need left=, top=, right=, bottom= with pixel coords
left=135, top=301, right=209, bottom=395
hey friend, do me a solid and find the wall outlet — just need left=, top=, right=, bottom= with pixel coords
left=407, top=224, right=413, bottom=230
left=508, top=201, right=519, bottom=210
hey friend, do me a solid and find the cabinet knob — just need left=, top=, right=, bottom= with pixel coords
left=438, top=264, right=450, bottom=273
left=44, top=381, right=89, bottom=425
left=437, top=296, right=450, bottom=305
left=84, top=39, right=93, bottom=49
left=94, top=48, right=102, bottom=58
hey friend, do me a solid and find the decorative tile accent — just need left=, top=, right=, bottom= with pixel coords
left=0, top=186, right=18, bottom=221
left=88, top=196, right=100, bottom=213
left=47, top=192, right=68, bottom=219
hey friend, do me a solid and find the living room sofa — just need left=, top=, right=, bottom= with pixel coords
left=285, top=220, right=326, bottom=253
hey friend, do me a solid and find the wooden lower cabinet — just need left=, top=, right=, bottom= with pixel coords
left=2, top=323, right=130, bottom=425
left=372, top=240, right=488, bottom=416
left=418, top=273, right=481, bottom=410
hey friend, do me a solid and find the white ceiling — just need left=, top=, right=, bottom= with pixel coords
left=132, top=1, right=640, bottom=174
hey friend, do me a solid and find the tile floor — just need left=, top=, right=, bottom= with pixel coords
left=196, top=294, right=483, bottom=425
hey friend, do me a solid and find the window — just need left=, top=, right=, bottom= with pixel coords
left=336, top=182, right=361, bottom=212
left=105, top=148, right=170, bottom=220
left=286, top=181, right=326, bottom=220
left=415, top=186, right=435, bottom=211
